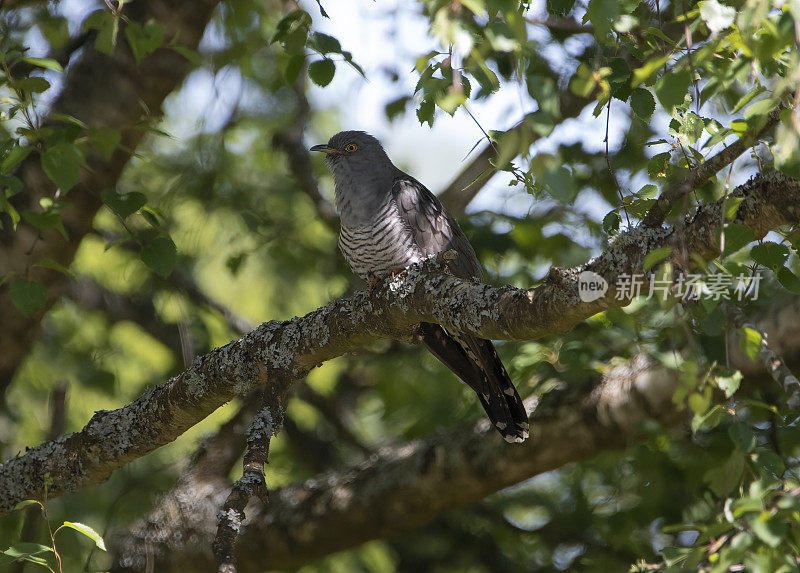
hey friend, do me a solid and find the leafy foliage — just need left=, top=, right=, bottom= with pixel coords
left=0, top=0, right=799, bottom=571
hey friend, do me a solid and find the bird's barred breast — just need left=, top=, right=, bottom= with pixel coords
left=338, top=197, right=421, bottom=281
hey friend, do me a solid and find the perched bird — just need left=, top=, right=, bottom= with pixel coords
left=311, top=131, right=529, bottom=443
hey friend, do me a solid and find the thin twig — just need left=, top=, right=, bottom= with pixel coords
left=682, top=0, right=700, bottom=112
left=213, top=390, right=285, bottom=572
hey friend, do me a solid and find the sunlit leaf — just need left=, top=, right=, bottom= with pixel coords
left=60, top=522, right=107, bottom=551
left=140, top=237, right=177, bottom=278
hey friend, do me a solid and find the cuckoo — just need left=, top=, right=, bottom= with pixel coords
left=311, top=131, right=529, bottom=443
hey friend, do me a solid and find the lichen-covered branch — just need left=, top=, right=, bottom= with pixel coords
left=212, top=392, right=284, bottom=573
left=0, top=172, right=797, bottom=516
left=109, top=298, right=800, bottom=571
left=111, top=355, right=681, bottom=571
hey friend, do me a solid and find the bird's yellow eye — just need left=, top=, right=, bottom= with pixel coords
left=344, top=143, right=358, bottom=153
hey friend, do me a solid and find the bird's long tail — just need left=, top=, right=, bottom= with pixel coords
left=417, top=322, right=529, bottom=443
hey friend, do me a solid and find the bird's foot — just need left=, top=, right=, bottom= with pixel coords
left=367, top=277, right=380, bottom=292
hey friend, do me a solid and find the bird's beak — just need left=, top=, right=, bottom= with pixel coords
left=310, top=144, right=341, bottom=154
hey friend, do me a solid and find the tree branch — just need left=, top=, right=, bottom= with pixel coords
left=642, top=109, right=783, bottom=227
left=438, top=93, right=592, bottom=215
left=1, top=172, right=797, bottom=516
left=109, top=354, right=680, bottom=571
left=110, top=294, right=800, bottom=570
left=213, top=391, right=284, bottom=572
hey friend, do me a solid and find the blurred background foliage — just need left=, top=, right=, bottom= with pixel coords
left=1, top=0, right=800, bottom=570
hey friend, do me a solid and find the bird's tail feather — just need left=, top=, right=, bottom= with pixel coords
left=417, top=323, right=529, bottom=443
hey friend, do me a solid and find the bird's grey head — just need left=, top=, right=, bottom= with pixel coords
left=310, top=131, right=399, bottom=223
left=310, top=131, right=394, bottom=178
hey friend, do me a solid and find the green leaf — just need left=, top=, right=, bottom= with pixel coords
left=40, top=143, right=82, bottom=192
left=271, top=9, right=311, bottom=54
left=676, top=112, right=705, bottom=144
left=308, top=59, right=335, bottom=87
left=89, top=126, right=121, bottom=161
left=738, top=326, right=762, bottom=361
left=630, top=87, right=655, bottom=119
left=632, top=54, right=671, bottom=86
left=33, top=258, right=76, bottom=280
left=49, top=112, right=88, bottom=129
left=731, top=85, right=766, bottom=114
left=1, top=145, right=32, bottom=174
left=716, top=371, right=742, bottom=398
left=728, top=421, right=755, bottom=451
left=751, top=450, right=785, bottom=478
left=436, top=91, right=467, bottom=115
left=603, top=211, right=621, bottom=234
left=542, top=166, right=577, bottom=203
left=750, top=242, right=789, bottom=269
left=83, top=9, right=119, bottom=55
left=636, top=184, right=659, bottom=199
left=723, top=223, right=755, bottom=256
left=493, top=129, right=521, bottom=171
left=730, top=119, right=748, bottom=135
left=13, top=500, right=42, bottom=511
left=743, top=98, right=775, bottom=121
left=647, top=152, right=671, bottom=178
left=777, top=266, right=800, bottom=294
left=660, top=546, right=693, bottom=567
left=0, top=174, right=23, bottom=197
left=124, top=19, right=164, bottom=64
left=0, top=192, right=20, bottom=229
left=14, top=76, right=51, bottom=94
left=0, top=542, right=53, bottom=568
left=584, top=0, right=620, bottom=42
left=60, top=521, right=107, bottom=551
left=724, top=196, right=744, bottom=220
left=309, top=32, right=341, bottom=54
left=749, top=512, right=785, bottom=547
left=644, top=246, right=672, bottom=270
left=417, top=99, right=435, bottom=127
left=21, top=56, right=64, bottom=72
left=101, top=188, right=147, bottom=219
left=655, top=68, right=691, bottom=113
left=385, top=96, right=410, bottom=121
left=141, top=237, right=177, bottom=278
left=460, top=0, right=486, bottom=13
left=703, top=451, right=745, bottom=496
left=9, top=278, right=47, bottom=317
left=2, top=543, right=52, bottom=557
left=626, top=198, right=654, bottom=218
left=341, top=51, right=364, bottom=77
left=170, top=45, right=202, bottom=65
left=282, top=54, right=305, bottom=85
left=21, top=210, right=62, bottom=234
left=692, top=404, right=727, bottom=433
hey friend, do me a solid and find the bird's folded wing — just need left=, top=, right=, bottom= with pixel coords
left=391, top=177, right=482, bottom=281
